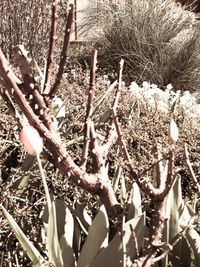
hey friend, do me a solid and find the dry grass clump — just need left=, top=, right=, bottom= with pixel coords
left=81, top=0, right=200, bottom=92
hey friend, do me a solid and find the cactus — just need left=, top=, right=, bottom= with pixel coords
left=0, top=1, right=199, bottom=266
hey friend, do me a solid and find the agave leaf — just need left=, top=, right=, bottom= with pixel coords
left=120, top=174, right=126, bottom=204
left=127, top=182, right=142, bottom=220
left=47, top=201, right=64, bottom=267
left=92, top=80, right=117, bottom=116
left=163, top=174, right=183, bottom=266
left=60, top=235, right=75, bottom=267
left=185, top=227, right=200, bottom=267
left=63, top=207, right=74, bottom=247
left=43, top=198, right=66, bottom=240
left=77, top=205, right=109, bottom=267
left=179, top=203, right=195, bottom=228
left=179, top=203, right=199, bottom=266
left=180, top=237, right=192, bottom=267
left=112, top=166, right=122, bottom=193
left=73, top=219, right=82, bottom=258
left=91, top=214, right=146, bottom=267
left=0, top=205, right=45, bottom=267
left=74, top=202, right=92, bottom=234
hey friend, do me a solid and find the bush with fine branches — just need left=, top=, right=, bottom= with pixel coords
left=81, top=0, right=200, bottom=92
left=0, top=0, right=68, bottom=64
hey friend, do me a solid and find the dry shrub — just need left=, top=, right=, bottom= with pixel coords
left=81, top=0, right=200, bottom=92
left=0, top=0, right=67, bottom=64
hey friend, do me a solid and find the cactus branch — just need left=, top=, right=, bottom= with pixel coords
left=0, top=48, right=121, bottom=218
left=80, top=49, right=97, bottom=169
left=13, top=45, right=54, bottom=132
left=112, top=112, right=161, bottom=196
left=43, top=0, right=58, bottom=94
left=102, top=59, right=124, bottom=152
left=48, top=4, right=74, bottom=99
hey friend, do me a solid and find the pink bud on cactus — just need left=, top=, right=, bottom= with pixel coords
left=19, top=125, right=43, bottom=156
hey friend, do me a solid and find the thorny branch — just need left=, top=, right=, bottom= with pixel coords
left=13, top=45, right=54, bottom=132
left=0, top=46, right=121, bottom=218
left=43, top=0, right=58, bottom=94
left=80, top=49, right=97, bottom=169
left=49, top=4, right=74, bottom=99
left=0, top=2, right=198, bottom=266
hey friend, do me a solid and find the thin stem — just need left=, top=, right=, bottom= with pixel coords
left=36, top=154, right=51, bottom=213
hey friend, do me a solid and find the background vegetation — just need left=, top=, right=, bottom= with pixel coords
left=0, top=0, right=200, bottom=266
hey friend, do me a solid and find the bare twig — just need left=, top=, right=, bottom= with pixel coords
left=184, top=143, right=200, bottom=196
left=43, top=0, right=58, bottom=94
left=80, top=49, right=97, bottom=169
left=49, top=4, right=74, bottom=98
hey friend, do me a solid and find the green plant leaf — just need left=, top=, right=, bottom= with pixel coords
left=92, top=80, right=117, bottom=116
left=63, top=207, right=74, bottom=247
left=0, top=205, right=45, bottom=267
left=77, top=205, right=109, bottom=267
left=112, top=165, right=122, bottom=193
left=73, top=218, right=82, bottom=258
left=74, top=202, right=92, bottom=235
left=60, top=235, right=75, bottom=267
left=180, top=237, right=192, bottom=267
left=179, top=203, right=195, bottom=228
left=127, top=182, right=142, bottom=220
left=91, top=213, right=146, bottom=267
left=185, top=227, right=200, bottom=267
left=163, top=174, right=183, bottom=266
left=120, top=174, right=126, bottom=204
left=47, top=201, right=64, bottom=267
